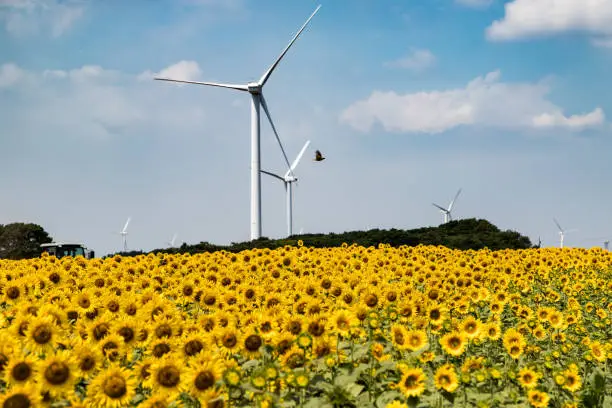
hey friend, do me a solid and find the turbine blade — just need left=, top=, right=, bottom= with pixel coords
left=260, top=94, right=294, bottom=177
left=553, top=218, right=563, bottom=232
left=448, top=188, right=462, bottom=211
left=122, top=217, right=131, bottom=233
left=258, top=5, right=321, bottom=86
left=432, top=203, right=447, bottom=212
left=284, top=140, right=311, bottom=179
left=154, top=78, right=249, bottom=92
left=261, top=169, right=286, bottom=182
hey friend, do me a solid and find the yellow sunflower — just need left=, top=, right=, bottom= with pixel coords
left=527, top=390, right=550, bottom=408
left=439, top=331, right=467, bottom=357
left=517, top=367, right=540, bottom=389
left=184, top=355, right=225, bottom=400
left=405, top=329, right=428, bottom=352
left=37, top=350, right=78, bottom=398
left=396, top=367, right=426, bottom=398
left=3, top=354, right=37, bottom=386
left=434, top=364, right=459, bottom=393
left=0, top=383, right=42, bottom=407
left=144, top=354, right=185, bottom=401
left=86, top=365, right=137, bottom=408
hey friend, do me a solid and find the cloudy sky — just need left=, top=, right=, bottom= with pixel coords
left=1, top=0, right=611, bottom=255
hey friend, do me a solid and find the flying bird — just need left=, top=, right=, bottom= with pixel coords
left=314, top=150, right=325, bottom=162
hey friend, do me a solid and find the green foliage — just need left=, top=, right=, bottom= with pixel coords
left=0, top=222, right=53, bottom=259
left=150, top=218, right=533, bottom=255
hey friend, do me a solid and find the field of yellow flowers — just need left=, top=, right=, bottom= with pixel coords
left=0, top=244, right=611, bottom=408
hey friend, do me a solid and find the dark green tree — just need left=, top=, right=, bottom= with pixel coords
left=0, top=223, right=53, bottom=260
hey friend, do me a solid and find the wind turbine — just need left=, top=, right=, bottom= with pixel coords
left=166, top=233, right=178, bottom=248
left=261, top=140, right=311, bottom=237
left=553, top=218, right=577, bottom=248
left=432, top=189, right=462, bottom=224
left=154, top=5, right=321, bottom=241
left=119, top=217, right=131, bottom=252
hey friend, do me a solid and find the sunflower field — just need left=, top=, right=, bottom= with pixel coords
left=0, top=244, right=611, bottom=408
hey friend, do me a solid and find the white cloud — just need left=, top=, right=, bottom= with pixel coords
left=138, top=60, right=202, bottom=82
left=0, top=0, right=84, bottom=38
left=340, top=70, right=604, bottom=134
left=532, top=108, right=605, bottom=129
left=455, top=0, right=493, bottom=8
left=0, top=62, right=25, bottom=87
left=384, top=49, right=436, bottom=72
left=486, top=0, right=612, bottom=41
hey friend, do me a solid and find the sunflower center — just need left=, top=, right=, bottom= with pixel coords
left=195, top=371, right=215, bottom=391
left=108, top=301, right=120, bottom=312
left=183, top=286, right=193, bottom=296
left=288, top=322, right=301, bottom=335
left=430, top=310, right=441, bottom=320
left=67, top=311, right=79, bottom=321
left=93, top=323, right=110, bottom=341
left=439, top=374, right=450, bottom=385
left=337, top=319, right=349, bottom=330
left=157, top=366, right=180, bottom=387
left=11, top=362, right=31, bottom=381
left=7, top=286, right=20, bottom=299
left=103, top=375, right=127, bottom=398
left=286, top=352, right=305, bottom=369
left=3, top=393, right=31, bottom=408
left=307, top=321, right=325, bottom=337
left=153, top=343, right=171, bottom=358
left=49, top=272, right=60, bottom=283
left=184, top=340, right=204, bottom=356
left=78, top=298, right=91, bottom=308
left=222, top=334, right=237, bottom=348
left=44, top=362, right=69, bottom=385
left=365, top=294, right=378, bottom=307
left=404, top=374, right=418, bottom=388
left=118, top=327, right=134, bottom=343
left=33, top=325, right=52, bottom=344
left=155, top=324, right=172, bottom=338
left=449, top=337, right=461, bottom=349
left=245, top=334, right=263, bottom=352
left=79, top=356, right=96, bottom=371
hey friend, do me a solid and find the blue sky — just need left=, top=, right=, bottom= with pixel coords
left=1, top=0, right=612, bottom=255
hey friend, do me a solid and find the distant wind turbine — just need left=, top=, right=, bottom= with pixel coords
left=154, top=5, right=321, bottom=241
left=262, top=140, right=311, bottom=237
left=166, top=233, right=178, bottom=248
left=553, top=218, right=577, bottom=248
left=119, top=217, right=131, bottom=252
left=432, top=189, right=462, bottom=224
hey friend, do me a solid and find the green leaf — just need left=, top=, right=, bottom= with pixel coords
left=303, top=397, right=333, bottom=408
left=375, top=391, right=404, bottom=408
left=345, top=383, right=364, bottom=398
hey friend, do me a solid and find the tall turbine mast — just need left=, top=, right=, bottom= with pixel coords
left=261, top=140, right=311, bottom=237
left=155, top=5, right=321, bottom=240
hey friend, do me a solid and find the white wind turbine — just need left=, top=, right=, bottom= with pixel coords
left=119, top=217, right=131, bottom=252
left=432, top=189, right=462, bottom=224
left=553, top=218, right=577, bottom=248
left=166, top=233, right=178, bottom=248
left=261, top=140, right=311, bottom=237
left=155, top=5, right=321, bottom=241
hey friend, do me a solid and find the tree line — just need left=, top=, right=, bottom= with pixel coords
left=0, top=218, right=533, bottom=260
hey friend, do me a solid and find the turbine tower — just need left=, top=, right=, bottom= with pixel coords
left=155, top=5, right=321, bottom=240
left=261, top=140, right=311, bottom=237
left=553, top=218, right=576, bottom=248
left=119, top=217, right=131, bottom=252
left=432, top=188, right=462, bottom=224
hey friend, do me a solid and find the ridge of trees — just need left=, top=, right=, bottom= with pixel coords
left=141, top=218, right=532, bottom=257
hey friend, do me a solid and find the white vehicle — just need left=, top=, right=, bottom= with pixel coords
left=41, top=242, right=95, bottom=259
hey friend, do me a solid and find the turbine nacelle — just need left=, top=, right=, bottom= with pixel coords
left=247, top=83, right=262, bottom=94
